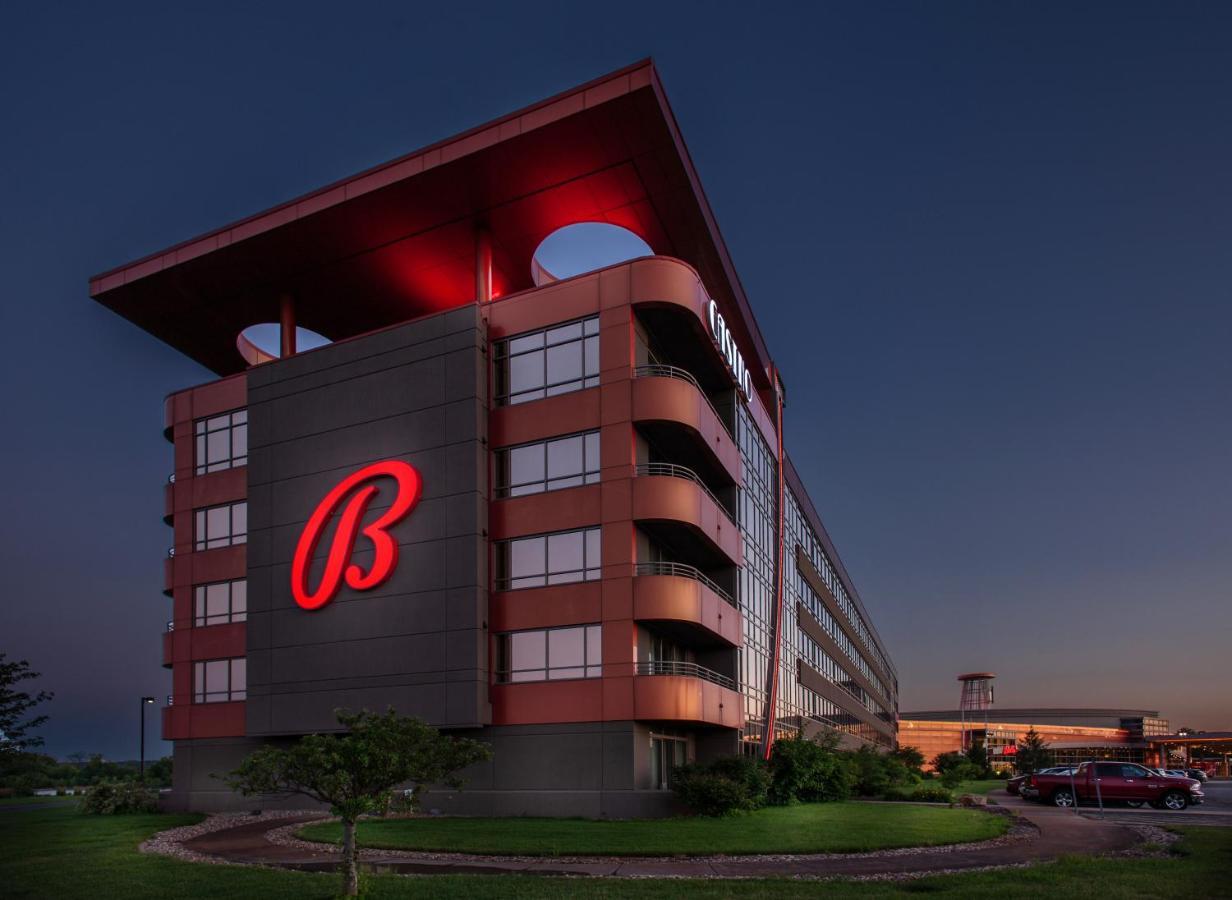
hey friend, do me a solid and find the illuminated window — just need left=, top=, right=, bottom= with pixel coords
left=193, top=580, right=247, bottom=627
left=194, top=502, right=247, bottom=551
left=194, top=410, right=247, bottom=475
left=495, top=527, right=601, bottom=589
left=496, top=624, right=602, bottom=683
left=496, top=431, right=600, bottom=497
left=192, top=658, right=246, bottom=703
left=495, top=317, right=599, bottom=405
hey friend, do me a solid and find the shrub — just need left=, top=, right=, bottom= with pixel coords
left=910, top=785, right=954, bottom=803
left=767, top=734, right=855, bottom=805
left=672, top=757, right=768, bottom=816
left=79, top=780, right=159, bottom=815
left=848, top=745, right=918, bottom=797
left=939, top=761, right=984, bottom=788
left=705, top=755, right=770, bottom=808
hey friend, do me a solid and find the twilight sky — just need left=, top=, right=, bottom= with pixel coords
left=1, top=2, right=1228, bottom=760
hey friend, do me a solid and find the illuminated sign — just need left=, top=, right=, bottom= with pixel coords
left=291, top=460, right=422, bottom=610
left=706, top=299, right=752, bottom=398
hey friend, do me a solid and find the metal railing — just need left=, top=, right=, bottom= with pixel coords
left=635, top=660, right=736, bottom=690
left=634, top=561, right=735, bottom=607
left=632, top=365, right=733, bottom=437
left=635, top=463, right=735, bottom=523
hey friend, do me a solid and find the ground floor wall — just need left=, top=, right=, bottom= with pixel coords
left=165, top=720, right=742, bottom=817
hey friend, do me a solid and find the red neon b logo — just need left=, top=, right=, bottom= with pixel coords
left=291, top=460, right=422, bottom=610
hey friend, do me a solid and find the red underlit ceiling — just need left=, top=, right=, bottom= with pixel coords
left=90, top=61, right=770, bottom=382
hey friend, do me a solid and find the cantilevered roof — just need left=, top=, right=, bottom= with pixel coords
left=90, top=60, right=773, bottom=380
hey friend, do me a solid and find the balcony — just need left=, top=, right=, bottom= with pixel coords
left=632, top=366, right=740, bottom=486
left=633, top=562, right=742, bottom=648
left=632, top=670, right=743, bottom=729
left=635, top=464, right=733, bottom=523
left=636, top=660, right=734, bottom=691
left=631, top=468, right=742, bottom=568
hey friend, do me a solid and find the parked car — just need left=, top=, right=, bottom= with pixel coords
left=1027, top=762, right=1203, bottom=810
left=1011, top=766, right=1073, bottom=798
left=1186, top=769, right=1209, bottom=783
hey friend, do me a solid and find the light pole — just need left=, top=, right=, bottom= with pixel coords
left=139, top=697, right=156, bottom=781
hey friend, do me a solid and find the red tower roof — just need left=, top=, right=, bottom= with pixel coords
left=89, top=60, right=773, bottom=382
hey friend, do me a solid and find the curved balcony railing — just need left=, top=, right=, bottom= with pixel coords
left=634, top=561, right=735, bottom=608
left=632, top=365, right=733, bottom=437
left=635, top=463, right=735, bottom=523
left=635, top=660, right=736, bottom=691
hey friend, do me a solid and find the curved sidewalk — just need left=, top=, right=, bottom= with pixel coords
left=179, top=798, right=1141, bottom=879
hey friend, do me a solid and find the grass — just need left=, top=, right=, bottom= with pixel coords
left=1, top=804, right=1230, bottom=899
left=296, top=802, right=1007, bottom=855
left=950, top=779, right=1007, bottom=797
left=0, top=795, right=77, bottom=806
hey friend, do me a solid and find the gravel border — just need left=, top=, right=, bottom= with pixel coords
left=140, top=811, right=323, bottom=864
left=269, top=805, right=1034, bottom=865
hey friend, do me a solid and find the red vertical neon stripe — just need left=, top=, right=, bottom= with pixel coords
left=761, top=368, right=787, bottom=760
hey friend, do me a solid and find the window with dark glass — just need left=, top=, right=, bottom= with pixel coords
left=497, top=431, right=600, bottom=497
left=496, top=527, right=601, bottom=589
left=496, top=624, right=602, bottom=682
left=193, top=580, right=247, bottom=626
left=194, top=501, right=247, bottom=551
left=192, top=657, right=246, bottom=703
left=495, top=317, right=599, bottom=405
left=195, top=410, right=248, bottom=475
left=649, top=736, right=688, bottom=790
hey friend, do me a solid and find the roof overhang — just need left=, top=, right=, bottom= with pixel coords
left=89, top=60, right=773, bottom=380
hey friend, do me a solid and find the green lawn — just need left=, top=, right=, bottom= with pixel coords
left=2, top=805, right=1230, bottom=899
left=951, top=779, right=1007, bottom=797
left=297, top=803, right=1006, bottom=855
left=0, top=795, right=78, bottom=806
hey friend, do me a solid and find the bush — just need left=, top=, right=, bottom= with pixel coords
left=672, top=757, right=768, bottom=816
left=939, top=761, right=984, bottom=788
left=881, top=784, right=953, bottom=803
left=767, top=734, right=855, bottom=805
left=910, top=785, right=954, bottom=803
left=79, top=780, right=159, bottom=815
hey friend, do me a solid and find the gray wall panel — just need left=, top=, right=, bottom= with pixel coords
left=246, top=307, right=489, bottom=736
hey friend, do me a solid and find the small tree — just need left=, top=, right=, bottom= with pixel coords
left=965, top=737, right=992, bottom=777
left=0, top=654, right=53, bottom=754
left=1015, top=727, right=1052, bottom=774
left=891, top=745, right=926, bottom=775
left=225, top=709, right=490, bottom=896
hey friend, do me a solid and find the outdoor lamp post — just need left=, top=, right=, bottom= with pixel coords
left=139, top=696, right=156, bottom=781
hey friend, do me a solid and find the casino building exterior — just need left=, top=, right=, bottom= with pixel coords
left=91, top=61, right=899, bottom=815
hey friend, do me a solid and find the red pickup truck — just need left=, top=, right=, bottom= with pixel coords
left=1027, top=762, right=1204, bottom=810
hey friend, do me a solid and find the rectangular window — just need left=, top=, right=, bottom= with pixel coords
left=194, top=410, right=248, bottom=475
left=650, top=736, right=688, bottom=790
left=497, top=431, right=600, bottom=497
left=193, top=580, right=247, bottom=627
left=496, top=527, right=601, bottom=589
left=194, top=502, right=247, bottom=551
left=495, top=317, right=599, bottom=405
left=192, top=657, right=246, bottom=703
left=496, top=624, right=602, bottom=683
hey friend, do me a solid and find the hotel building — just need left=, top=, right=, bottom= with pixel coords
left=92, top=61, right=899, bottom=815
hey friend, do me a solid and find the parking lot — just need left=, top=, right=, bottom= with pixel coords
left=1004, top=778, right=1232, bottom=827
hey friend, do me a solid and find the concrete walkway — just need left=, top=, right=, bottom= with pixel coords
left=179, top=798, right=1141, bottom=879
